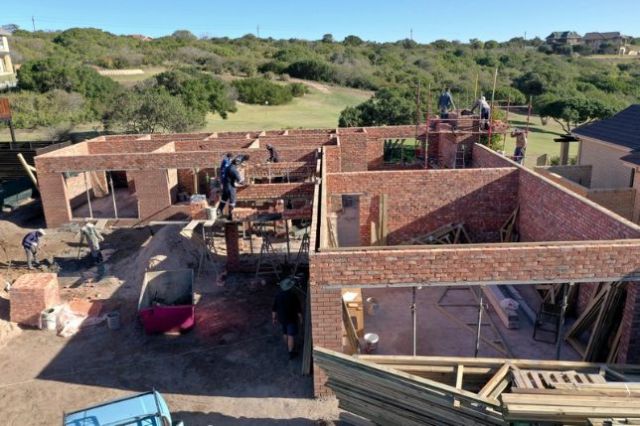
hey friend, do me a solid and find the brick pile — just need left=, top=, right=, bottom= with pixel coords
left=10, top=273, right=60, bottom=327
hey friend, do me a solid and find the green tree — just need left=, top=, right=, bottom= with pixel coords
left=172, top=30, right=197, bottom=41
left=338, top=88, right=414, bottom=126
left=107, top=87, right=200, bottom=133
left=536, top=95, right=617, bottom=133
left=321, top=33, right=334, bottom=43
left=232, top=77, right=294, bottom=105
left=344, top=35, right=364, bottom=46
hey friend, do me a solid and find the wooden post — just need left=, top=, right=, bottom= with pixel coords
left=556, top=282, right=573, bottom=360
left=108, top=173, right=118, bottom=219
left=560, top=142, right=570, bottom=165
left=83, top=172, right=93, bottom=219
left=474, top=292, right=484, bottom=357
left=192, top=168, right=199, bottom=194
left=412, top=286, right=417, bottom=356
left=8, top=119, right=16, bottom=143
left=17, top=153, right=38, bottom=188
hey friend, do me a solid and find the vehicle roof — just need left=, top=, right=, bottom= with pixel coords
left=64, top=391, right=164, bottom=426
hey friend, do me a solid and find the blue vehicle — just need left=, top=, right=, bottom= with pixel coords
left=63, top=390, right=184, bottom=426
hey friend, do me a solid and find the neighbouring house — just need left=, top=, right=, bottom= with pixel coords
left=0, top=29, right=14, bottom=76
left=545, top=31, right=582, bottom=47
left=535, top=105, right=640, bottom=221
left=583, top=32, right=631, bottom=50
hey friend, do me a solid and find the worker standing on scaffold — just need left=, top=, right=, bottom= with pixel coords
left=471, top=95, right=491, bottom=130
left=437, top=87, right=456, bottom=119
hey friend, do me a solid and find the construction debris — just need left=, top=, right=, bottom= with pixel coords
left=315, top=347, right=640, bottom=426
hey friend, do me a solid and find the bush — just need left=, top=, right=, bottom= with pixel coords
left=7, top=90, right=92, bottom=128
left=232, top=77, right=305, bottom=105
left=285, top=60, right=337, bottom=82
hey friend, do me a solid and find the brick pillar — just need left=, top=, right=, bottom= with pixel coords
left=130, top=170, right=172, bottom=220
left=38, top=172, right=71, bottom=227
left=310, top=285, right=342, bottom=396
left=618, top=283, right=640, bottom=363
left=224, top=223, right=240, bottom=271
left=632, top=167, right=640, bottom=224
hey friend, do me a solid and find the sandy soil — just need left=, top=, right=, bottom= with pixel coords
left=0, top=202, right=340, bottom=425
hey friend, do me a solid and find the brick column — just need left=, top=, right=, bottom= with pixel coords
left=310, top=285, right=342, bottom=396
left=38, top=172, right=71, bottom=227
left=224, top=223, right=240, bottom=271
left=632, top=166, right=640, bottom=224
left=130, top=170, right=172, bottom=220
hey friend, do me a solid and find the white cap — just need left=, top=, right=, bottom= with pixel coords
left=481, top=96, right=486, bottom=101
left=86, top=222, right=95, bottom=228
left=37, top=228, right=46, bottom=236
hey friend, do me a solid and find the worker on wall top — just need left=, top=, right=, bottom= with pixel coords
left=471, top=95, right=491, bottom=130
left=511, top=128, right=528, bottom=164
left=437, top=87, right=456, bottom=119
left=266, top=144, right=280, bottom=163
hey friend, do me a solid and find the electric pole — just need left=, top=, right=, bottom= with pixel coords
left=32, top=16, right=36, bottom=32
left=256, top=25, right=260, bottom=38
left=410, top=28, right=413, bottom=41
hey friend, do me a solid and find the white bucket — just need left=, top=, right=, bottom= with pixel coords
left=364, top=332, right=379, bottom=353
left=40, top=308, right=57, bottom=331
left=106, top=312, right=121, bottom=330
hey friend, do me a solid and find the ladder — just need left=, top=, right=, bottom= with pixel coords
left=255, top=232, right=281, bottom=280
left=292, top=232, right=310, bottom=276
left=454, top=144, right=467, bottom=168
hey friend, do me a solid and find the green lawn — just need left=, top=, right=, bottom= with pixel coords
left=205, top=84, right=372, bottom=132
left=498, top=111, right=578, bottom=167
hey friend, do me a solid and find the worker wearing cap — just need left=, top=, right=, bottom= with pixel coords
left=272, top=277, right=303, bottom=360
left=80, top=223, right=105, bottom=264
left=22, top=228, right=45, bottom=269
left=437, top=87, right=456, bottom=119
left=266, top=144, right=280, bottom=163
left=511, top=128, right=528, bottom=164
left=471, top=96, right=491, bottom=130
left=217, top=157, right=245, bottom=220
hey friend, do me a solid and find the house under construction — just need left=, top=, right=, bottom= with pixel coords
left=33, top=113, right=640, bottom=421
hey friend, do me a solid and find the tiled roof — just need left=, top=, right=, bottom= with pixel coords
left=572, top=105, right=640, bottom=150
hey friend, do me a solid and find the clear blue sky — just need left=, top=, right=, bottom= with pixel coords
left=3, top=0, right=639, bottom=42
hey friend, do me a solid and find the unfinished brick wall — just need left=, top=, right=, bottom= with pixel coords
left=309, top=284, right=342, bottom=396
left=518, top=168, right=640, bottom=242
left=38, top=172, right=71, bottom=227
left=324, top=146, right=341, bottom=173
left=472, top=144, right=515, bottom=168
left=339, top=134, right=369, bottom=172
left=129, top=170, right=173, bottom=220
left=236, top=182, right=314, bottom=201
left=326, top=168, right=519, bottom=245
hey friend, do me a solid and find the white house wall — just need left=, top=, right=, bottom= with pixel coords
left=579, top=137, right=632, bottom=188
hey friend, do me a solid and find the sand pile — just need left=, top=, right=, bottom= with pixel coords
left=115, top=225, right=207, bottom=289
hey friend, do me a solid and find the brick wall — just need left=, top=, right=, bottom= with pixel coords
left=129, top=170, right=173, bottom=220
left=519, top=168, right=640, bottom=242
left=236, top=182, right=315, bottom=201
left=38, top=172, right=71, bottom=227
left=472, top=144, right=515, bottom=168
left=324, top=146, right=341, bottom=173
left=326, top=168, right=519, bottom=245
left=586, top=188, right=636, bottom=221
left=339, top=134, right=369, bottom=172
left=309, top=284, right=342, bottom=396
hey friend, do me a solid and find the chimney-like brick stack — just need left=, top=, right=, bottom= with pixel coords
left=10, top=273, right=60, bottom=327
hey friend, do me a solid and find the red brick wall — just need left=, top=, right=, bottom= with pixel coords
left=618, top=283, right=639, bottom=363
left=519, top=168, right=640, bottom=242
left=309, top=285, right=342, bottom=396
left=236, top=182, right=315, bottom=201
left=339, top=134, right=368, bottom=172
left=366, top=138, right=384, bottom=170
left=39, top=172, right=71, bottom=227
left=324, top=146, right=341, bottom=173
left=326, top=168, right=519, bottom=245
left=129, top=170, right=173, bottom=220
left=472, top=144, right=515, bottom=168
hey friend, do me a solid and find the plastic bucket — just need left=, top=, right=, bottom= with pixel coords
left=106, top=312, right=121, bottom=330
left=205, top=207, right=216, bottom=220
left=365, top=297, right=379, bottom=316
left=40, top=308, right=57, bottom=331
left=364, top=332, right=379, bottom=353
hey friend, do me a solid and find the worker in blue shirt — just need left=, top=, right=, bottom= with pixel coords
left=438, top=87, right=456, bottom=119
left=22, top=228, right=45, bottom=269
left=217, top=157, right=246, bottom=220
left=219, top=152, right=233, bottom=184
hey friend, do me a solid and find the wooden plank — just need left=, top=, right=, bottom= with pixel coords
left=478, top=363, right=511, bottom=398
left=482, top=286, right=519, bottom=329
left=454, top=364, right=464, bottom=407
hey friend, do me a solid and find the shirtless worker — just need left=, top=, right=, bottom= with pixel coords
left=511, top=128, right=528, bottom=164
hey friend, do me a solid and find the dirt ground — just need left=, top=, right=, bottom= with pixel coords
left=0, top=201, right=340, bottom=425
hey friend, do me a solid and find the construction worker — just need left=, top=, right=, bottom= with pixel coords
left=438, top=87, right=456, bottom=119
left=80, top=223, right=104, bottom=264
left=219, top=152, right=233, bottom=184
left=272, top=277, right=302, bottom=360
left=266, top=144, right=280, bottom=163
left=22, top=228, right=45, bottom=270
left=217, top=157, right=245, bottom=220
left=511, top=128, right=528, bottom=164
left=471, top=96, right=491, bottom=130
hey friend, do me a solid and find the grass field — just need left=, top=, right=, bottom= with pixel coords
left=205, top=83, right=372, bottom=131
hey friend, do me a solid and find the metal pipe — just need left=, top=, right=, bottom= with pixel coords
left=108, top=173, right=118, bottom=219
left=284, top=219, right=291, bottom=263
left=412, top=287, right=417, bottom=355
left=84, top=172, right=93, bottom=219
left=556, top=282, right=573, bottom=360
left=474, top=291, right=484, bottom=357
